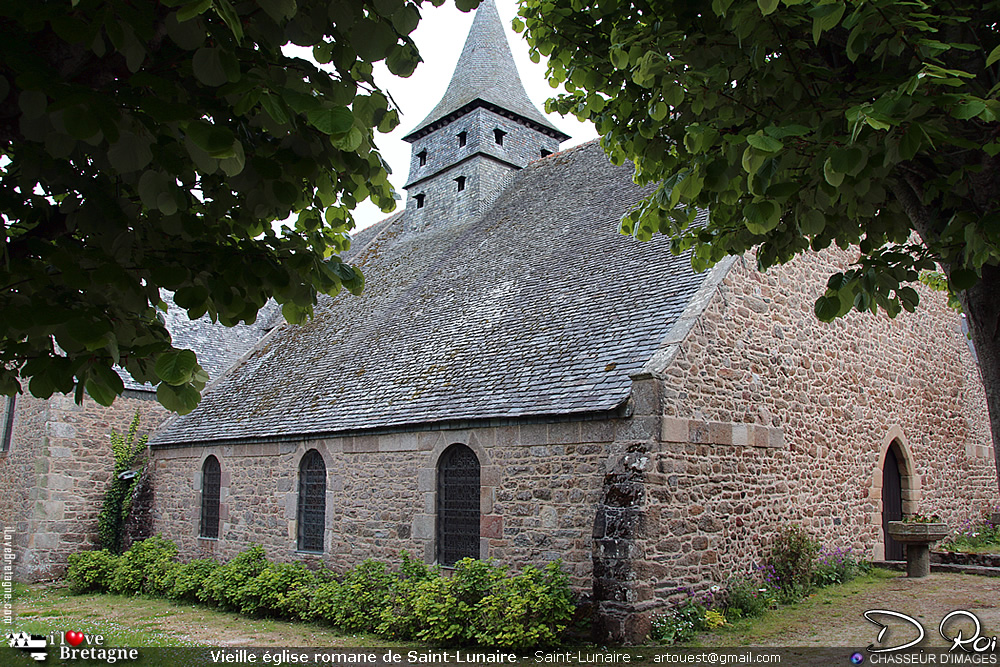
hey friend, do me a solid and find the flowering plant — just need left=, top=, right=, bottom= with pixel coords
left=901, top=513, right=943, bottom=524
left=939, top=507, right=999, bottom=554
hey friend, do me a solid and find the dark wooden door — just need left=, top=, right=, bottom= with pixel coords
left=882, top=448, right=903, bottom=560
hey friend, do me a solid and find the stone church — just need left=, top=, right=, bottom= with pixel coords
left=1, top=0, right=997, bottom=643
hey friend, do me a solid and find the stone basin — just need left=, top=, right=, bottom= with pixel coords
left=887, top=521, right=949, bottom=577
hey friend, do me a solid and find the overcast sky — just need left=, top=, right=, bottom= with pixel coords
left=349, top=0, right=599, bottom=230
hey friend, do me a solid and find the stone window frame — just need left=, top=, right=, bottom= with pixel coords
left=869, top=425, right=920, bottom=560
left=457, top=131, right=467, bottom=147
left=493, top=129, right=506, bottom=147
left=415, top=193, right=426, bottom=209
left=455, top=176, right=466, bottom=193
left=296, top=448, right=327, bottom=554
left=194, top=450, right=229, bottom=541
left=417, top=150, right=427, bottom=166
left=413, top=436, right=498, bottom=566
left=199, top=455, right=222, bottom=539
left=1, top=396, right=15, bottom=453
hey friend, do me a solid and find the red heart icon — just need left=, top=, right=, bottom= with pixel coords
left=65, top=631, right=84, bottom=647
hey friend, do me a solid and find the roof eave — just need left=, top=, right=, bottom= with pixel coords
left=402, top=99, right=571, bottom=144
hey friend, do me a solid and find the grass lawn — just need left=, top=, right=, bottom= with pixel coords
left=10, top=583, right=408, bottom=648
left=684, top=568, right=1000, bottom=649
left=6, top=569, right=999, bottom=664
left=686, top=568, right=899, bottom=647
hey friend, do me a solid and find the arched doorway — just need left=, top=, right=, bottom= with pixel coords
left=881, top=446, right=904, bottom=560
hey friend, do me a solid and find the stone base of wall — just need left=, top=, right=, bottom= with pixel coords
left=932, top=551, right=1000, bottom=568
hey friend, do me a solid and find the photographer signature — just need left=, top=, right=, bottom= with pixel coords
left=864, top=609, right=999, bottom=653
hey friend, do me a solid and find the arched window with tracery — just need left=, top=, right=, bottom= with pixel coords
left=297, top=449, right=326, bottom=552
left=437, top=443, right=480, bottom=566
left=200, top=455, right=221, bottom=538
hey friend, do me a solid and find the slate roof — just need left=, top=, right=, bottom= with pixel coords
left=152, top=141, right=713, bottom=446
left=403, top=0, right=569, bottom=142
left=120, top=296, right=282, bottom=393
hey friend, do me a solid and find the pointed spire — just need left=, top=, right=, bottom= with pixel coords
left=404, top=0, right=569, bottom=142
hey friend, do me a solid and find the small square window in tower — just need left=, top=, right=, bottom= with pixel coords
left=415, top=193, right=426, bottom=209
left=417, top=150, right=427, bottom=166
left=455, top=176, right=466, bottom=192
left=457, top=131, right=467, bottom=147
left=493, top=129, right=506, bottom=146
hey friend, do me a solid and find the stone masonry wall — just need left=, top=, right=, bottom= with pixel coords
left=644, top=248, right=997, bottom=601
left=12, top=393, right=169, bottom=581
left=0, top=394, right=48, bottom=578
left=151, top=419, right=617, bottom=589
left=404, top=107, right=561, bottom=232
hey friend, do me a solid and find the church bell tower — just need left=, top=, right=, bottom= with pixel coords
left=401, top=0, right=569, bottom=231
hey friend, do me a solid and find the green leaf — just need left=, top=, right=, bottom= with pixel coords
left=214, top=0, right=244, bottom=43
left=743, top=200, right=780, bottom=234
left=987, top=44, right=1000, bottom=68
left=757, top=0, right=779, bottom=16
left=798, top=209, right=825, bottom=235
left=86, top=366, right=125, bottom=406
left=185, top=121, right=236, bottom=157
left=830, top=147, right=863, bottom=174
left=154, top=349, right=198, bottom=385
left=823, top=158, right=845, bottom=187
left=949, top=268, right=978, bottom=291
left=157, top=382, right=202, bottom=415
left=108, top=132, right=153, bottom=173
left=352, top=18, right=397, bottom=63
left=192, top=47, right=228, bottom=87
left=746, top=133, right=782, bottom=153
left=307, top=107, right=354, bottom=135
left=814, top=294, right=841, bottom=322
left=177, top=0, right=213, bottom=22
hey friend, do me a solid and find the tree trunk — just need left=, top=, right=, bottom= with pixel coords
left=955, top=262, right=1000, bottom=493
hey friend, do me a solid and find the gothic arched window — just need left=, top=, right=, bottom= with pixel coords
left=437, top=444, right=480, bottom=566
left=297, top=449, right=326, bottom=552
left=200, top=456, right=221, bottom=538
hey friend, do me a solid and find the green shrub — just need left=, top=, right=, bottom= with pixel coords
left=109, top=535, right=178, bottom=595
left=198, top=545, right=268, bottom=610
left=168, top=558, right=220, bottom=603
left=235, top=561, right=319, bottom=620
left=765, top=525, right=819, bottom=603
left=376, top=551, right=436, bottom=640
left=651, top=594, right=707, bottom=645
left=476, top=562, right=575, bottom=648
left=66, top=550, right=120, bottom=595
left=419, top=558, right=508, bottom=645
left=320, top=559, right=397, bottom=632
left=411, top=574, right=470, bottom=644
left=311, top=580, right=344, bottom=626
left=724, top=576, right=774, bottom=619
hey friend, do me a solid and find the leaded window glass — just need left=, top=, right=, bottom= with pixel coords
left=200, top=456, right=221, bottom=538
left=297, top=449, right=326, bottom=552
left=437, top=444, right=480, bottom=566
